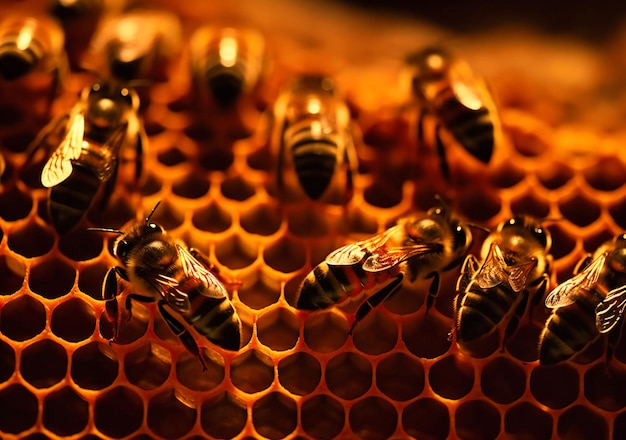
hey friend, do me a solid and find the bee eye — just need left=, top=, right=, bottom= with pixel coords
left=534, top=227, right=548, bottom=247
left=454, top=225, right=467, bottom=248
left=148, top=223, right=164, bottom=234
left=115, top=239, right=129, bottom=259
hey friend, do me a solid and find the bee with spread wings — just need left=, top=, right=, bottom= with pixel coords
left=540, top=233, right=626, bottom=364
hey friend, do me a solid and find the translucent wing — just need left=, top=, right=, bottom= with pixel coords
left=326, top=224, right=403, bottom=266
left=545, top=253, right=607, bottom=309
left=507, top=259, right=537, bottom=293
left=177, top=244, right=228, bottom=299
left=154, top=273, right=191, bottom=314
left=363, top=243, right=440, bottom=273
left=41, top=112, right=85, bottom=187
left=476, top=243, right=507, bottom=289
left=450, top=60, right=485, bottom=111
left=595, top=284, right=626, bottom=333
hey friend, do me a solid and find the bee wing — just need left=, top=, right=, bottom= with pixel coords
left=545, top=253, right=607, bottom=309
left=595, top=285, right=626, bottom=333
left=476, top=243, right=508, bottom=289
left=507, top=259, right=537, bottom=293
left=154, top=273, right=191, bottom=314
left=176, top=244, right=228, bottom=299
left=326, top=224, right=403, bottom=266
left=41, top=112, right=85, bottom=187
left=363, top=242, right=440, bottom=273
left=94, top=122, right=127, bottom=182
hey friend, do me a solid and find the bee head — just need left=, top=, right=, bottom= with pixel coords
left=502, top=217, right=551, bottom=251
left=85, top=82, right=135, bottom=127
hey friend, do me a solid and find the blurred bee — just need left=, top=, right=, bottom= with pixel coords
left=190, top=25, right=265, bottom=108
left=405, top=46, right=500, bottom=180
left=454, top=217, right=552, bottom=356
left=83, top=9, right=182, bottom=82
left=27, top=80, right=147, bottom=234
left=0, top=152, right=5, bottom=177
left=90, top=202, right=242, bottom=370
left=0, top=14, right=69, bottom=106
left=273, top=75, right=358, bottom=202
left=540, top=234, right=626, bottom=364
left=296, top=201, right=474, bottom=332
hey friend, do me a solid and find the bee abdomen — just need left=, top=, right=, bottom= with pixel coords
left=456, top=286, right=516, bottom=342
left=291, top=136, right=338, bottom=200
left=48, top=165, right=100, bottom=234
left=297, top=263, right=359, bottom=310
left=190, top=296, right=241, bottom=351
left=206, top=57, right=245, bottom=107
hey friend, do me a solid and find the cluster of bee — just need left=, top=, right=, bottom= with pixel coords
left=1, top=3, right=624, bottom=371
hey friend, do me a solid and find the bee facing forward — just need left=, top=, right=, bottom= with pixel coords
left=406, top=47, right=500, bottom=180
left=91, top=202, right=242, bottom=370
left=28, top=80, right=147, bottom=234
left=454, top=217, right=552, bottom=357
left=190, top=25, right=265, bottom=108
left=296, top=202, right=473, bottom=332
left=273, top=75, right=358, bottom=203
left=540, top=234, right=626, bottom=364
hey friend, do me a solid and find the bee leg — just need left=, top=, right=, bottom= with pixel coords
left=125, top=293, right=155, bottom=322
left=102, top=267, right=121, bottom=342
left=349, top=274, right=404, bottom=335
left=157, top=300, right=208, bottom=371
left=425, top=271, right=441, bottom=317
left=574, top=254, right=593, bottom=275
left=435, top=124, right=451, bottom=182
left=134, top=122, right=147, bottom=186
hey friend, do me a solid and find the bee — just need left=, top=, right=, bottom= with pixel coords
left=273, top=75, right=358, bottom=202
left=27, top=80, right=147, bottom=234
left=406, top=46, right=500, bottom=180
left=296, top=201, right=474, bottom=332
left=83, top=9, right=182, bottom=82
left=0, top=152, right=5, bottom=177
left=0, top=14, right=69, bottom=105
left=540, top=234, right=626, bottom=364
left=90, top=202, right=242, bottom=370
left=453, top=217, right=551, bottom=356
left=190, top=25, right=265, bottom=108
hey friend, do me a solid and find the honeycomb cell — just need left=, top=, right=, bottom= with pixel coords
left=42, top=386, right=89, bottom=436
left=457, top=188, right=502, bottom=222
left=558, top=191, right=601, bottom=227
left=252, top=392, right=297, bottom=440
left=349, top=396, right=397, bottom=440
left=508, top=124, right=550, bottom=157
left=149, top=200, right=185, bottom=230
left=51, top=296, right=96, bottom=342
left=176, top=349, right=225, bottom=391
left=510, top=191, right=551, bottom=219
left=94, top=386, right=144, bottom=438
left=0, top=254, right=25, bottom=295
left=172, top=173, right=211, bottom=199
left=58, top=228, right=104, bottom=261
left=504, top=402, right=553, bottom=440
left=157, top=146, right=187, bottom=166
left=301, top=394, right=345, bottom=440
left=238, top=277, right=281, bottom=309
left=489, top=159, right=526, bottom=188
left=547, top=222, right=577, bottom=260
left=214, top=234, right=258, bottom=269
left=557, top=405, right=608, bottom=440
left=21, top=339, right=68, bottom=389
left=200, top=392, right=247, bottom=439
left=376, top=352, right=425, bottom=401
left=286, top=205, right=331, bottom=238
left=530, top=363, right=580, bottom=409
left=402, top=313, right=453, bottom=359
left=363, top=180, right=404, bottom=208
left=278, top=351, right=322, bottom=396
left=240, top=202, right=283, bottom=236
left=402, top=398, right=450, bottom=440
left=325, top=352, right=372, bottom=400
left=231, top=349, right=274, bottom=394
left=455, top=400, right=501, bottom=440
left=303, top=311, right=349, bottom=353
left=0, top=384, right=38, bottom=434
left=480, top=356, right=526, bottom=404
left=138, top=172, right=163, bottom=196
left=221, top=175, right=256, bottom=201
left=537, top=162, right=574, bottom=190
left=257, top=307, right=300, bottom=351
left=192, top=201, right=232, bottom=233
left=609, top=196, right=626, bottom=230
left=0, top=294, right=46, bottom=341
left=199, top=148, right=235, bottom=171
left=352, top=311, right=398, bottom=355
left=583, top=156, right=626, bottom=191
left=0, top=339, right=16, bottom=382
left=429, top=354, right=474, bottom=400
left=505, top=322, right=543, bottom=362
left=28, top=258, right=76, bottom=299
left=71, top=342, right=119, bottom=390
left=0, top=186, right=32, bottom=221
left=263, top=236, right=307, bottom=273
left=7, top=221, right=54, bottom=258
left=99, top=299, right=149, bottom=345
left=125, top=343, right=172, bottom=390
left=583, top=362, right=626, bottom=411
left=147, top=388, right=197, bottom=439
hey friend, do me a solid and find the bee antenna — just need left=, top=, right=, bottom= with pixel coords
left=86, top=227, right=124, bottom=234
left=468, top=223, right=490, bottom=235
left=146, top=201, right=162, bottom=223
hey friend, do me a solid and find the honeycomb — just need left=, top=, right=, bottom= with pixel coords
left=1, top=0, right=626, bottom=439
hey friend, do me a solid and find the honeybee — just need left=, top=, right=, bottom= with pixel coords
left=27, top=80, right=147, bottom=234
left=190, top=25, right=265, bottom=108
left=0, top=14, right=69, bottom=105
left=406, top=46, right=500, bottom=179
left=91, top=202, right=242, bottom=370
left=540, top=234, right=626, bottom=364
left=273, top=75, right=358, bottom=202
left=296, top=201, right=474, bottom=332
left=454, top=217, right=552, bottom=356
left=83, top=9, right=182, bottom=82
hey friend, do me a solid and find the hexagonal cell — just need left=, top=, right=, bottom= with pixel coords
left=557, top=405, right=608, bottom=440
left=455, top=400, right=501, bottom=440
left=238, top=276, right=281, bottom=310
left=58, top=227, right=105, bottom=261
left=0, top=186, right=32, bottom=221
left=20, top=339, right=68, bottom=389
left=0, top=294, right=46, bottom=341
left=558, top=191, right=601, bottom=227
left=7, top=220, right=55, bottom=258
left=257, top=307, right=300, bottom=351
left=157, top=146, right=188, bottom=166
left=240, top=202, right=283, bottom=236
left=147, top=388, right=197, bottom=439
left=71, top=341, right=119, bottom=390
left=94, top=386, right=144, bottom=438
left=0, top=384, right=38, bottom=434
left=530, top=363, right=580, bottom=409
left=363, top=180, right=404, bottom=209
left=583, top=156, right=626, bottom=191
left=138, top=172, right=164, bottom=196
left=176, top=349, right=224, bottom=391
left=51, top=296, right=97, bottom=342
left=0, top=253, right=26, bottom=295
left=192, top=201, right=232, bottom=233
left=214, top=234, right=258, bottom=270
left=349, top=396, right=397, bottom=440
left=28, top=258, right=76, bottom=299
left=376, top=352, right=425, bottom=401
left=198, top=148, right=235, bottom=171
left=99, top=298, right=150, bottom=346
left=200, top=392, right=247, bottom=439
left=583, top=362, right=626, bottom=411
left=278, top=351, right=322, bottom=396
left=0, top=339, right=16, bottom=382
left=547, top=222, right=577, bottom=260
left=172, top=173, right=211, bottom=199
left=301, top=394, right=345, bottom=440
left=489, top=159, right=526, bottom=188
left=510, top=191, right=551, bottom=219
left=148, top=200, right=185, bottom=231
left=402, top=313, right=452, bottom=359
left=286, top=205, right=331, bottom=238
left=609, top=196, right=626, bottom=231
left=352, top=310, right=398, bottom=355
left=456, top=187, right=502, bottom=222
left=125, top=343, right=172, bottom=390
left=221, top=175, right=256, bottom=201
left=508, top=123, right=550, bottom=157
left=262, top=235, right=307, bottom=273
left=429, top=354, right=474, bottom=400
left=303, top=311, right=349, bottom=353
left=402, top=398, right=450, bottom=440
left=536, top=162, right=574, bottom=190
left=505, top=322, right=544, bottom=362
left=504, top=402, right=553, bottom=440
left=252, top=392, right=297, bottom=440
left=480, top=356, right=526, bottom=404
left=231, top=349, right=274, bottom=394
left=325, top=352, right=372, bottom=400
left=42, top=386, right=89, bottom=436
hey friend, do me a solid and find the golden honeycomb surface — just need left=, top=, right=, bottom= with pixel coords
left=1, top=0, right=626, bottom=439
